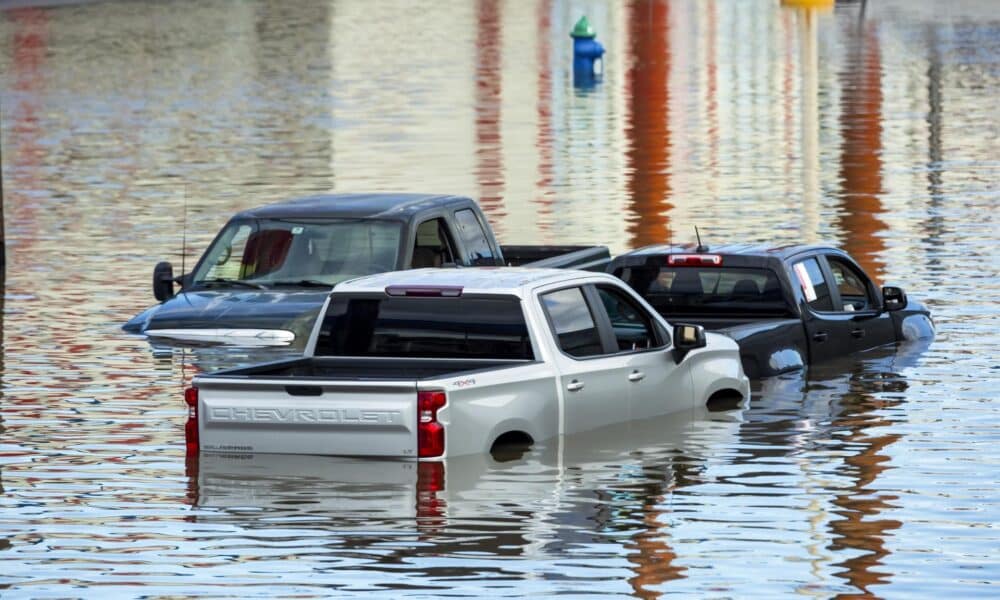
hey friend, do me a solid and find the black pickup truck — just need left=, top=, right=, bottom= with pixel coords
left=124, top=193, right=610, bottom=347
left=608, top=244, right=934, bottom=378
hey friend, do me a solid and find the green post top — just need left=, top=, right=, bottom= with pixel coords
left=571, top=16, right=596, bottom=39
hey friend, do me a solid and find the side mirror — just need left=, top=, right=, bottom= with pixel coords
left=882, top=286, right=907, bottom=312
left=153, top=261, right=176, bottom=302
left=672, top=322, right=707, bottom=363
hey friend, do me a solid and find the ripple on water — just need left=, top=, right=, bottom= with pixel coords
left=1, top=0, right=999, bottom=597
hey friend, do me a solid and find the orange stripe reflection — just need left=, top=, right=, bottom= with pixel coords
left=626, top=0, right=673, bottom=249
left=837, top=23, right=886, bottom=282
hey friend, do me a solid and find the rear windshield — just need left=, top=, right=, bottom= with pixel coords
left=617, top=266, right=792, bottom=317
left=314, top=296, right=533, bottom=360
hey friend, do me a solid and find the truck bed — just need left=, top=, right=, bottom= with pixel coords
left=199, top=356, right=534, bottom=382
left=716, top=318, right=807, bottom=378
left=501, top=245, right=611, bottom=271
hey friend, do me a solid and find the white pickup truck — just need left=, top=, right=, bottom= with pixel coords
left=186, top=268, right=749, bottom=459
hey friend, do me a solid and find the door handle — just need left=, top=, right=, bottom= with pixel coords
left=628, top=370, right=645, bottom=382
left=566, top=380, right=585, bottom=392
left=851, top=328, right=866, bottom=339
left=812, top=332, right=828, bottom=342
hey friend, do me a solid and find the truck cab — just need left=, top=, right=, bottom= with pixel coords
left=124, top=193, right=610, bottom=347
left=609, top=244, right=934, bottom=378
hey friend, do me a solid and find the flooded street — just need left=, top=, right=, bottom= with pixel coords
left=1, top=0, right=998, bottom=596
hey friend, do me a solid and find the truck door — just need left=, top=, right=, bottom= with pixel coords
left=790, top=256, right=854, bottom=364
left=821, top=255, right=896, bottom=353
left=539, top=286, right=633, bottom=434
left=590, top=284, right=695, bottom=420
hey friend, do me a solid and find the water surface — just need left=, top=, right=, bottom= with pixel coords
left=0, top=0, right=998, bottom=597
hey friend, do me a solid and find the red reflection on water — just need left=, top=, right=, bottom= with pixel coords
left=416, top=461, right=446, bottom=535
left=7, top=8, right=48, bottom=253
left=837, top=23, right=886, bottom=282
left=626, top=0, right=673, bottom=249
left=534, top=0, right=555, bottom=233
left=475, top=0, right=506, bottom=222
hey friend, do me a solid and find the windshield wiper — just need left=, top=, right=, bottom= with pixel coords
left=268, top=279, right=332, bottom=288
left=197, top=278, right=269, bottom=290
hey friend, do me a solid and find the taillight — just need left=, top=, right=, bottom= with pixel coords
left=417, top=390, right=446, bottom=458
left=667, top=254, right=722, bottom=266
left=184, top=387, right=199, bottom=454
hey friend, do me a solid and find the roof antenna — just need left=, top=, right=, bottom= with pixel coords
left=181, top=184, right=188, bottom=281
left=695, top=226, right=709, bottom=253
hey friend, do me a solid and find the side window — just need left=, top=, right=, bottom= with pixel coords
left=595, top=286, right=660, bottom=352
left=454, top=209, right=495, bottom=266
left=412, top=218, right=456, bottom=268
left=540, top=287, right=604, bottom=358
left=791, top=258, right=834, bottom=312
left=828, top=258, right=873, bottom=312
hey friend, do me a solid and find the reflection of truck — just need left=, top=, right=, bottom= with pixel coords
left=608, top=244, right=934, bottom=378
left=191, top=403, right=745, bottom=537
left=123, top=193, right=611, bottom=346
left=186, top=268, right=749, bottom=459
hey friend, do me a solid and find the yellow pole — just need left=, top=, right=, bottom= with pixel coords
left=781, top=0, right=834, bottom=8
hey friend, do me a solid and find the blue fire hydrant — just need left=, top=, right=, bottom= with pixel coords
left=571, top=16, right=604, bottom=86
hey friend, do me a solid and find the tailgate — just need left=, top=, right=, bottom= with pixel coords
left=196, top=379, right=418, bottom=457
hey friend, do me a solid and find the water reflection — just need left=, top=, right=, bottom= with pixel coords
left=0, top=251, right=5, bottom=554
left=790, top=3, right=822, bottom=244
left=757, top=341, right=927, bottom=597
left=191, top=406, right=742, bottom=593
left=837, top=10, right=887, bottom=281
left=0, top=0, right=998, bottom=596
left=185, top=342, right=927, bottom=596
left=475, top=0, right=506, bottom=223
left=625, top=0, right=672, bottom=248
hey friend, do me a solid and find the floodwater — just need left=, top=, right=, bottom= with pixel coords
left=0, top=0, right=998, bottom=596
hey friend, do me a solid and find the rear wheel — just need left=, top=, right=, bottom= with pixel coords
left=706, top=389, right=745, bottom=412
left=490, top=431, right=534, bottom=462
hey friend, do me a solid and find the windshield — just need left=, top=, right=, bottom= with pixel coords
left=618, top=265, right=793, bottom=317
left=192, top=218, right=403, bottom=287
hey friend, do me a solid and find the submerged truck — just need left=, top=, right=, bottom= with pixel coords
left=124, top=193, right=611, bottom=346
left=185, top=268, right=749, bottom=459
left=608, top=243, right=934, bottom=378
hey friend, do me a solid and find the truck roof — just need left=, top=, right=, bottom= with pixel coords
left=621, top=243, right=837, bottom=261
left=334, top=267, right=615, bottom=297
left=232, top=193, right=472, bottom=221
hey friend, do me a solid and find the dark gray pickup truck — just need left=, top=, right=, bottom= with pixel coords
left=608, top=244, right=935, bottom=378
left=124, top=193, right=610, bottom=347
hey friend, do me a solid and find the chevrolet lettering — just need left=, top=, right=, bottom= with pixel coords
left=207, top=407, right=403, bottom=426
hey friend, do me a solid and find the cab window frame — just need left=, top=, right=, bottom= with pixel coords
left=791, top=255, right=837, bottom=314
left=538, top=283, right=669, bottom=361
left=821, top=255, right=879, bottom=314
left=411, top=216, right=459, bottom=268
left=591, top=284, right=669, bottom=355
left=453, top=208, right=498, bottom=266
left=538, top=284, right=607, bottom=360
